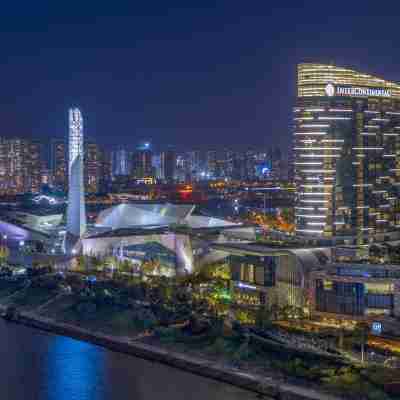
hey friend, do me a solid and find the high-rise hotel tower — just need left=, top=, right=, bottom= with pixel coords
left=294, top=64, right=400, bottom=244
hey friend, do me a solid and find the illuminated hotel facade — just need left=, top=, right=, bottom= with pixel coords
left=294, top=63, right=400, bottom=244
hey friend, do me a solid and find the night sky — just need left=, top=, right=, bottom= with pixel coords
left=1, top=1, right=400, bottom=153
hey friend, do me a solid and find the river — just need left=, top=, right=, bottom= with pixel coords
left=0, top=320, right=258, bottom=400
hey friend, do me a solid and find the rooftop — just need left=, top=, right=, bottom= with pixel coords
left=298, top=63, right=400, bottom=98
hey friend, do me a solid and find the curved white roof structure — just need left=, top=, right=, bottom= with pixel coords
left=184, top=215, right=240, bottom=228
left=96, top=203, right=195, bottom=229
left=95, top=203, right=241, bottom=230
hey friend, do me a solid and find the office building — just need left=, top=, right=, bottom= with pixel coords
left=85, top=140, right=102, bottom=193
left=50, top=139, right=68, bottom=190
left=311, top=263, right=400, bottom=325
left=294, top=63, right=400, bottom=244
left=174, top=154, right=186, bottom=182
left=186, top=150, right=202, bottom=181
left=206, top=150, right=217, bottom=178
left=27, top=140, right=42, bottom=193
left=111, top=147, right=130, bottom=177
left=132, top=142, right=153, bottom=178
left=0, top=138, right=42, bottom=194
left=160, top=149, right=176, bottom=182
left=40, top=162, right=51, bottom=186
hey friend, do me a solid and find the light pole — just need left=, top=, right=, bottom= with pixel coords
left=263, top=193, right=266, bottom=218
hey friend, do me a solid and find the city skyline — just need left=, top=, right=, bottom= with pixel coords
left=1, top=5, right=400, bottom=400
left=2, top=2, right=400, bottom=151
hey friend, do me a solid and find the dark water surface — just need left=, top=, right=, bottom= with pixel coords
left=0, top=320, right=257, bottom=400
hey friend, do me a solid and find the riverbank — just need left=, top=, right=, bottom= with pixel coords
left=7, top=309, right=339, bottom=400
left=0, top=272, right=396, bottom=399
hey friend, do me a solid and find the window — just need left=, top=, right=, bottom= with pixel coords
left=323, top=280, right=333, bottom=290
left=240, top=263, right=255, bottom=283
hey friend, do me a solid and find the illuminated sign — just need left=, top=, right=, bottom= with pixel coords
left=236, top=282, right=257, bottom=290
left=325, top=83, right=391, bottom=98
left=325, top=83, right=335, bottom=97
left=371, top=321, right=382, bottom=335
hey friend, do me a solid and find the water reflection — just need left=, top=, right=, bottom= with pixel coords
left=0, top=320, right=257, bottom=400
left=45, top=335, right=107, bottom=400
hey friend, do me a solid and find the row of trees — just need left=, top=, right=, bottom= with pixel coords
left=0, top=245, right=9, bottom=266
left=74, top=255, right=166, bottom=277
left=245, top=208, right=295, bottom=233
left=369, top=244, right=400, bottom=264
left=71, top=253, right=375, bottom=365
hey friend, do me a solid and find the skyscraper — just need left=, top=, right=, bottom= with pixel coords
left=160, top=149, right=176, bottom=182
left=206, top=150, right=217, bottom=178
left=85, top=139, right=102, bottom=193
left=111, top=147, right=130, bottom=177
left=66, top=108, right=86, bottom=238
left=293, top=63, right=400, bottom=244
left=27, top=140, right=42, bottom=193
left=186, top=150, right=201, bottom=181
left=99, top=149, right=112, bottom=192
left=50, top=139, right=67, bottom=190
left=5, top=139, right=25, bottom=192
left=132, top=142, right=153, bottom=178
left=152, top=153, right=162, bottom=180
left=0, top=138, right=42, bottom=194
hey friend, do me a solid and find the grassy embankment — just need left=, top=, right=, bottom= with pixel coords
left=1, top=272, right=400, bottom=400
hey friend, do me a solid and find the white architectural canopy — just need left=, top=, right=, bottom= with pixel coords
left=96, top=203, right=195, bottom=229
left=95, top=203, right=241, bottom=230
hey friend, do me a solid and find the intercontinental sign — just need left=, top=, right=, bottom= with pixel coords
left=325, top=83, right=391, bottom=98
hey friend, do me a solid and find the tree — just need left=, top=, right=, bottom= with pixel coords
left=255, top=305, right=273, bottom=330
left=75, top=255, right=87, bottom=272
left=280, top=208, right=294, bottom=225
left=103, top=256, right=120, bottom=275
left=369, top=245, right=385, bottom=262
left=388, top=245, right=400, bottom=264
left=270, top=303, right=280, bottom=321
left=91, top=256, right=104, bottom=271
left=119, top=259, right=133, bottom=274
left=142, top=259, right=161, bottom=277
left=0, top=245, right=9, bottom=266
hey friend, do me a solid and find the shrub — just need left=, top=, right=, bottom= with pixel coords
left=363, top=365, right=400, bottom=389
left=76, top=302, right=97, bottom=315
left=321, top=366, right=391, bottom=400
left=154, top=326, right=181, bottom=343
left=232, top=341, right=256, bottom=362
left=208, top=337, right=229, bottom=356
left=132, top=308, right=158, bottom=331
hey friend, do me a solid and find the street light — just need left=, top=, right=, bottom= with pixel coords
left=263, top=193, right=266, bottom=218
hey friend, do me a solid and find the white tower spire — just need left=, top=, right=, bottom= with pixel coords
left=66, top=108, right=86, bottom=238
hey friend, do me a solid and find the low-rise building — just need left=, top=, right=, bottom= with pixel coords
left=82, top=202, right=255, bottom=275
left=311, top=263, right=400, bottom=323
left=211, top=242, right=331, bottom=309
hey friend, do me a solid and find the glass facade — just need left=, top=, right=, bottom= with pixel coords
left=315, top=280, right=366, bottom=316
left=315, top=279, right=394, bottom=317
left=294, top=63, right=400, bottom=243
left=229, top=255, right=277, bottom=287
